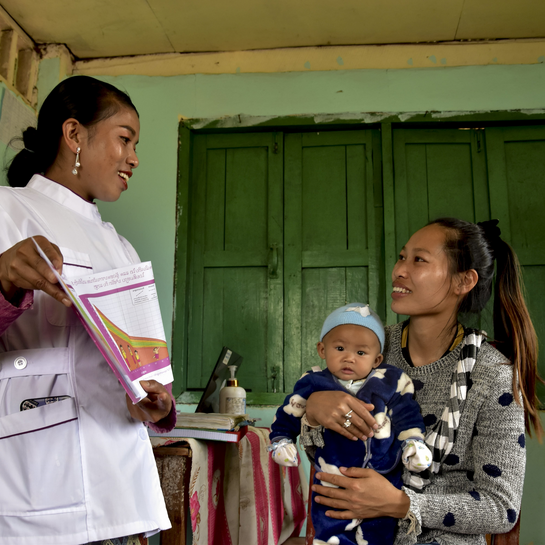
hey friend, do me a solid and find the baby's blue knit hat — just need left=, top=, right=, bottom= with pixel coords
left=320, top=303, right=385, bottom=352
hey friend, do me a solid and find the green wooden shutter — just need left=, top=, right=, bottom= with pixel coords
left=486, top=126, right=545, bottom=401
left=186, top=133, right=283, bottom=396
left=284, top=130, right=381, bottom=391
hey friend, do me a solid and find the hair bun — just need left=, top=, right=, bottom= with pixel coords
left=477, top=219, right=502, bottom=252
left=22, top=126, right=38, bottom=152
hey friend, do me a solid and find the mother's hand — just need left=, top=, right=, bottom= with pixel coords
left=313, top=467, right=410, bottom=520
left=0, top=236, right=70, bottom=306
left=306, top=390, right=378, bottom=440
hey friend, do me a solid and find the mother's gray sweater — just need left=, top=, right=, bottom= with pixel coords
left=385, top=323, right=525, bottom=545
left=301, top=322, right=526, bottom=545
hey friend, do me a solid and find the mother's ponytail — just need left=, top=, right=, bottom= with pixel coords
left=430, top=217, right=543, bottom=440
left=493, top=236, right=542, bottom=440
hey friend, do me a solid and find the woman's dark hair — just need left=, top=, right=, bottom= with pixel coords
left=430, top=217, right=543, bottom=440
left=7, top=75, right=138, bottom=187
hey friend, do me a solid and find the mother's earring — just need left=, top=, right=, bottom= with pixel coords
left=72, top=147, right=81, bottom=175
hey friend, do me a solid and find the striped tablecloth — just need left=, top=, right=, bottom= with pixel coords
left=184, top=427, right=307, bottom=545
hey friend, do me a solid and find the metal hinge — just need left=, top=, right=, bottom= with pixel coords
left=475, top=129, right=484, bottom=153
left=270, top=365, right=280, bottom=393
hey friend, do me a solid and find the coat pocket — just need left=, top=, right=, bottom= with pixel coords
left=0, top=348, right=85, bottom=515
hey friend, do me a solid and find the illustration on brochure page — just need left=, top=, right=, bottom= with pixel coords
left=32, top=238, right=173, bottom=403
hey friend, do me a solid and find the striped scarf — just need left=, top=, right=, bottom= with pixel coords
left=404, top=329, right=485, bottom=491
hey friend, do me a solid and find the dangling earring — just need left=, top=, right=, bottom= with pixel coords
left=72, top=147, right=81, bottom=175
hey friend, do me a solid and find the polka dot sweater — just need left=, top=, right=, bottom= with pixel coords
left=385, top=323, right=526, bottom=545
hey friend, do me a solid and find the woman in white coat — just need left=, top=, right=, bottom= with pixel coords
left=0, top=76, right=175, bottom=545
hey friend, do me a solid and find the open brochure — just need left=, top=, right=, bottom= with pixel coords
left=33, top=239, right=173, bottom=403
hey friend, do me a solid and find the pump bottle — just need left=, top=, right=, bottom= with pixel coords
left=219, top=365, right=246, bottom=414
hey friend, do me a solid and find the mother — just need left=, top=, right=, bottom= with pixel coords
left=0, top=76, right=175, bottom=544
left=304, top=218, right=543, bottom=544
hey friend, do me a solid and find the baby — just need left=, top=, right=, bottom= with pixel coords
left=269, top=303, right=431, bottom=545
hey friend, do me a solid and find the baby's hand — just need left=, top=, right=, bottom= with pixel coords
left=402, top=439, right=432, bottom=472
left=268, top=438, right=299, bottom=467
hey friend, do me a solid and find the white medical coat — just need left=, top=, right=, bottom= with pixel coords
left=0, top=175, right=171, bottom=544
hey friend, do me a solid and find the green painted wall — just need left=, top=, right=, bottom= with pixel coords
left=15, top=61, right=545, bottom=543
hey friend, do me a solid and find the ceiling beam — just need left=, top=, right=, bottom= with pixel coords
left=75, top=39, right=545, bottom=78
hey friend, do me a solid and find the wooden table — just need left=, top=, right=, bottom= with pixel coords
left=151, top=428, right=306, bottom=545
left=153, top=443, right=192, bottom=545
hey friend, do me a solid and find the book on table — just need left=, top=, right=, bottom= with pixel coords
left=149, top=413, right=254, bottom=443
left=149, top=422, right=250, bottom=444
left=149, top=346, right=256, bottom=444
left=174, top=412, right=250, bottom=430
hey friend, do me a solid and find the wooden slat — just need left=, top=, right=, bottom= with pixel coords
left=171, top=126, right=192, bottom=394
left=186, top=135, right=208, bottom=389
left=301, top=249, right=368, bottom=268
left=209, top=267, right=269, bottom=392
left=484, top=126, right=545, bottom=399
left=364, top=136, right=379, bottom=313
left=0, top=29, right=18, bottom=85
left=203, top=148, right=226, bottom=253
left=346, top=144, right=368, bottom=251
left=485, top=127, right=512, bottom=243
left=206, top=132, right=272, bottom=149
left=15, top=48, right=38, bottom=103
left=391, top=127, right=415, bottom=254
left=470, top=129, right=491, bottom=222
left=469, top=128, right=494, bottom=334
left=267, top=131, right=285, bottom=393
left=0, top=6, right=33, bottom=49
left=301, top=144, right=349, bottom=253
left=500, top=127, right=545, bottom=255
left=345, top=267, right=369, bottom=304
left=187, top=133, right=281, bottom=393
left=381, top=123, right=397, bottom=325
left=203, top=250, right=268, bottom=267
left=284, top=132, right=304, bottom=389
left=224, top=146, right=268, bottom=253
left=0, top=8, right=40, bottom=106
